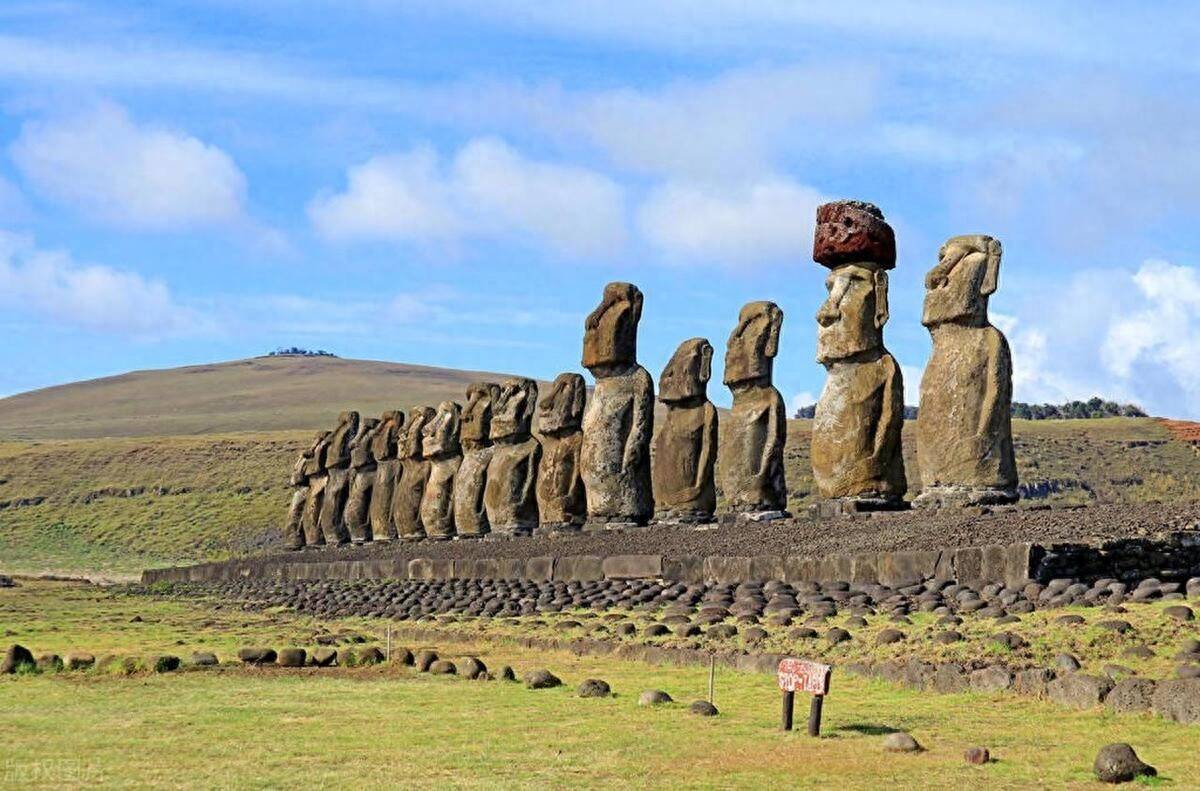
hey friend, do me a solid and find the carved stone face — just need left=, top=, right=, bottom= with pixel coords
left=490, top=377, right=538, bottom=441
left=660, top=338, right=713, bottom=403
left=399, top=406, right=435, bottom=460
left=723, top=302, right=782, bottom=387
left=816, top=264, right=887, bottom=364
left=537, top=373, right=585, bottom=435
left=922, top=234, right=1001, bottom=328
left=421, top=401, right=461, bottom=458
left=461, top=382, right=500, bottom=445
left=369, top=410, right=404, bottom=460
left=582, top=281, right=643, bottom=371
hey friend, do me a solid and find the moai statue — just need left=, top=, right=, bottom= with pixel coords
left=454, top=383, right=500, bottom=538
left=580, top=282, right=654, bottom=527
left=722, top=303, right=788, bottom=519
left=368, top=410, right=404, bottom=541
left=283, top=434, right=323, bottom=549
left=652, top=338, right=718, bottom=523
left=392, top=406, right=435, bottom=541
left=484, top=377, right=542, bottom=536
left=343, top=417, right=380, bottom=543
left=317, top=410, right=360, bottom=544
left=300, top=431, right=331, bottom=546
left=420, top=400, right=463, bottom=539
left=535, top=373, right=587, bottom=534
left=916, top=234, right=1018, bottom=506
left=811, top=200, right=907, bottom=511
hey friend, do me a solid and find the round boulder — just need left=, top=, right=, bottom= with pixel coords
left=498, top=665, right=517, bottom=682
left=237, top=647, right=277, bottom=665
left=1, top=644, right=35, bottom=674
left=458, top=656, right=487, bottom=680
left=964, top=746, right=990, bottom=765
left=577, top=678, right=612, bottom=698
left=639, top=689, right=673, bottom=706
left=310, top=648, right=338, bottom=667
left=429, top=659, right=457, bottom=675
left=876, top=628, right=905, bottom=645
left=882, top=732, right=922, bottom=753
left=277, top=648, right=307, bottom=668
left=1093, top=743, right=1156, bottom=783
left=66, top=652, right=96, bottom=671
left=36, top=653, right=63, bottom=672
left=524, top=669, right=562, bottom=689
left=414, top=649, right=439, bottom=672
left=149, top=654, right=181, bottom=673
left=689, top=700, right=719, bottom=717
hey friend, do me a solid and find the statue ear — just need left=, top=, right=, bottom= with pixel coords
left=764, top=306, right=782, bottom=358
left=874, top=270, right=890, bottom=329
left=699, top=342, right=713, bottom=383
left=981, top=237, right=1002, bottom=297
left=571, top=376, right=586, bottom=415
left=630, top=289, right=644, bottom=324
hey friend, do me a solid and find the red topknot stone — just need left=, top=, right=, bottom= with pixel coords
left=813, top=200, right=896, bottom=270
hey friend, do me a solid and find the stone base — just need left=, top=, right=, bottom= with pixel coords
left=653, top=509, right=715, bottom=526
left=424, top=535, right=452, bottom=542
left=734, top=510, right=790, bottom=524
left=811, top=497, right=908, bottom=518
left=584, top=519, right=645, bottom=532
left=533, top=522, right=584, bottom=538
left=399, top=534, right=427, bottom=543
left=914, top=486, right=1020, bottom=508
left=484, top=524, right=535, bottom=540
left=453, top=533, right=485, bottom=540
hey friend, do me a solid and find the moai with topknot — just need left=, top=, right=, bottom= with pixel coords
left=722, top=302, right=788, bottom=520
left=420, top=400, right=463, bottom=539
left=393, top=406, right=435, bottom=541
left=916, top=234, right=1017, bottom=506
left=484, top=378, right=542, bottom=536
left=653, top=338, right=718, bottom=524
left=368, top=410, right=404, bottom=541
left=535, top=373, right=587, bottom=534
left=300, top=431, right=331, bottom=546
left=580, top=282, right=654, bottom=527
left=283, top=434, right=323, bottom=549
left=318, top=410, right=360, bottom=543
left=811, top=200, right=907, bottom=512
left=343, top=417, right=380, bottom=543
left=454, top=383, right=501, bottom=538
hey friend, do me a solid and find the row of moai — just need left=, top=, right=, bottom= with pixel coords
left=283, top=198, right=1017, bottom=547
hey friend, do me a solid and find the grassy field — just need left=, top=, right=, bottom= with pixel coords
left=2, top=580, right=1196, bottom=788
left=2, top=417, right=1199, bottom=579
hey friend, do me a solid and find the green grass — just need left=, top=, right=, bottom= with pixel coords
left=2, top=580, right=1198, bottom=788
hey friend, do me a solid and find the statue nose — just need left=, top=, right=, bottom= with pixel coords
left=816, top=302, right=840, bottom=327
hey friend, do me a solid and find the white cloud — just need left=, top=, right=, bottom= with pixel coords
left=10, top=102, right=247, bottom=231
left=0, top=231, right=208, bottom=338
left=309, top=137, right=626, bottom=257
left=0, top=175, right=30, bottom=222
left=789, top=391, right=818, bottom=414
left=638, top=177, right=827, bottom=265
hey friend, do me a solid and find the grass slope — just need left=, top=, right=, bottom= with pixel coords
left=1, top=580, right=1196, bottom=788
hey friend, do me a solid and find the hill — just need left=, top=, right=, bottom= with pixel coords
left=0, top=356, right=524, bottom=440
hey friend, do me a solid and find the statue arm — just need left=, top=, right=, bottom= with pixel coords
left=521, top=443, right=542, bottom=506
left=976, top=330, right=1011, bottom=439
left=623, top=374, right=653, bottom=471
left=696, top=405, right=718, bottom=491
left=873, top=358, right=904, bottom=465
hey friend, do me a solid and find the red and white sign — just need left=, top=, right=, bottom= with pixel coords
left=777, top=658, right=831, bottom=695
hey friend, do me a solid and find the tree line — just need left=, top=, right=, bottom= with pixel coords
left=267, top=347, right=338, bottom=358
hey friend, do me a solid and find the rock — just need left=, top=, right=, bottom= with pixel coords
left=638, top=689, right=673, bottom=706
left=237, top=647, right=277, bottom=665
left=498, top=665, right=517, bottom=682
left=915, top=234, right=1017, bottom=507
left=35, top=653, right=62, bottom=672
left=1163, top=605, right=1194, bottom=622
left=690, top=700, right=719, bottom=716
left=653, top=339, right=718, bottom=523
left=969, top=665, right=1013, bottom=693
left=934, top=630, right=963, bottom=644
left=1151, top=678, right=1200, bottom=723
left=1048, top=674, right=1112, bottom=710
left=825, top=628, right=851, bottom=645
left=992, top=632, right=1028, bottom=650
left=882, top=732, right=922, bottom=753
left=645, top=624, right=670, bottom=637
left=392, top=648, right=414, bottom=666
left=459, top=657, right=487, bottom=680
left=742, top=626, right=768, bottom=643
left=429, top=659, right=457, bottom=675
left=485, top=379, right=542, bottom=536
left=310, top=648, right=338, bottom=667
left=414, top=650, right=439, bottom=672
left=1055, top=614, right=1086, bottom=626
left=355, top=647, right=385, bottom=665
left=721, top=302, right=788, bottom=516
left=577, top=678, right=612, bottom=698
left=524, top=669, right=562, bottom=689
left=581, top=282, right=654, bottom=526
left=1013, top=668, right=1054, bottom=698
left=933, top=664, right=969, bottom=693
left=277, top=648, right=307, bottom=668
left=1093, top=743, right=1156, bottom=784
left=342, top=416, right=380, bottom=543
left=876, top=628, right=905, bottom=645
left=367, top=410, right=404, bottom=541
left=963, top=747, right=991, bottom=765
left=419, top=401, right=463, bottom=539
left=149, top=655, right=181, bottom=673
left=536, top=373, right=588, bottom=531
left=706, top=624, right=738, bottom=640
left=453, top=386, right=498, bottom=537
left=1097, top=619, right=1133, bottom=634
left=300, top=433, right=331, bottom=545
left=129, top=615, right=143, bottom=623
left=811, top=200, right=906, bottom=508
left=66, top=652, right=96, bottom=670
left=1056, top=653, right=1082, bottom=672
left=1105, top=678, right=1156, bottom=713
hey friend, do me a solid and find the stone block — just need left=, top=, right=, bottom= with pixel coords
left=497, top=558, right=525, bottom=579
left=954, top=546, right=983, bottom=583
left=525, top=556, right=555, bottom=581
left=783, top=556, right=818, bottom=583
left=554, top=556, right=604, bottom=582
left=703, top=556, right=752, bottom=583
left=748, top=555, right=785, bottom=582
left=602, top=555, right=663, bottom=579
left=879, top=550, right=939, bottom=587
left=663, top=556, right=703, bottom=583
left=980, top=545, right=1008, bottom=584
left=407, top=558, right=433, bottom=581
left=850, top=552, right=879, bottom=583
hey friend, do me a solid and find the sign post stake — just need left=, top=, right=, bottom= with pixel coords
left=807, top=694, right=824, bottom=737
left=708, top=655, right=716, bottom=704
left=781, top=690, right=795, bottom=731
left=777, top=657, right=831, bottom=738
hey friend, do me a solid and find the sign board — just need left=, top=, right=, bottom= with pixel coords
left=777, top=658, right=831, bottom=695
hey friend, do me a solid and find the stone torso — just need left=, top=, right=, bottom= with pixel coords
left=484, top=437, right=541, bottom=534
left=653, top=401, right=717, bottom=515
left=722, top=386, right=787, bottom=511
left=453, top=445, right=494, bottom=537
left=580, top=365, right=654, bottom=522
left=393, top=458, right=430, bottom=539
left=421, top=455, right=462, bottom=538
left=537, top=431, right=585, bottom=526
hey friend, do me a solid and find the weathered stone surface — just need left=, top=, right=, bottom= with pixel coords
left=638, top=689, right=673, bottom=706
left=882, top=732, right=921, bottom=753
left=284, top=433, right=323, bottom=549
left=485, top=378, right=542, bottom=536
left=454, top=384, right=499, bottom=538
left=653, top=338, right=718, bottom=522
left=310, top=648, right=337, bottom=667
left=964, top=747, right=990, bottom=765
left=1093, top=743, right=1156, bottom=784
left=536, top=373, right=587, bottom=530
left=343, top=417, right=380, bottom=543
left=1151, top=678, right=1200, bottom=723
left=393, top=406, right=434, bottom=541
left=1047, top=673, right=1112, bottom=709
left=916, top=235, right=1017, bottom=507
left=300, top=432, right=331, bottom=546
left=420, top=401, right=463, bottom=539
left=368, top=411, right=404, bottom=541
left=459, top=656, right=487, bottom=680
left=189, top=651, right=218, bottom=667
left=2, top=644, right=34, bottom=673
left=721, top=303, right=787, bottom=515
left=581, top=282, right=654, bottom=526
left=237, top=647, right=277, bottom=665
left=812, top=203, right=906, bottom=507
left=690, top=700, right=719, bottom=716
left=67, top=652, right=96, bottom=670
left=524, top=669, right=562, bottom=689
left=318, top=411, right=360, bottom=544
left=577, top=678, right=612, bottom=698
left=1106, top=678, right=1156, bottom=713
left=601, top=555, right=663, bottom=579
left=277, top=648, right=307, bottom=668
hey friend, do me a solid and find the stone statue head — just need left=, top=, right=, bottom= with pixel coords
left=326, top=410, right=361, bottom=468
left=659, top=338, right=713, bottom=403
left=399, top=406, right=435, bottom=460
left=813, top=200, right=896, bottom=270
left=349, top=417, right=380, bottom=467
left=460, top=382, right=500, bottom=446
left=582, top=281, right=643, bottom=372
left=922, top=234, right=1002, bottom=328
left=369, top=410, right=404, bottom=461
left=537, top=373, right=586, bottom=435
left=421, top=400, right=462, bottom=459
left=303, top=430, right=333, bottom=475
left=816, top=264, right=889, bottom=364
left=723, top=302, right=782, bottom=388
left=490, top=377, right=538, bottom=441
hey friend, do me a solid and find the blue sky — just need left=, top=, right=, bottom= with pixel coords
left=2, top=1, right=1200, bottom=417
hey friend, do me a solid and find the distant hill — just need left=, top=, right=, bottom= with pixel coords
left=0, top=356, right=527, bottom=440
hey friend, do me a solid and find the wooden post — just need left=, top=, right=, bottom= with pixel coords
left=781, top=690, right=795, bottom=731
left=386, top=625, right=392, bottom=662
left=807, top=694, right=824, bottom=737
left=708, top=655, right=716, bottom=704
